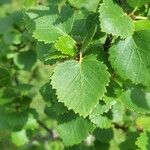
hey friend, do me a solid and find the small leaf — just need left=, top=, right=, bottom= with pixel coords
left=68, top=0, right=100, bottom=12
left=15, top=83, right=33, bottom=95
left=134, top=20, right=150, bottom=31
left=136, top=131, right=150, bottom=150
left=11, top=129, right=29, bottom=147
left=120, top=87, right=150, bottom=114
left=136, top=116, right=150, bottom=131
left=119, top=131, right=139, bottom=149
left=89, top=98, right=116, bottom=118
left=25, top=5, right=74, bottom=43
left=127, top=0, right=150, bottom=8
left=54, top=35, right=76, bottom=56
left=112, top=102, right=126, bottom=124
left=40, top=82, right=57, bottom=102
left=94, top=128, right=113, bottom=143
left=14, top=50, right=37, bottom=70
left=90, top=115, right=111, bottom=129
left=99, top=0, right=134, bottom=38
left=57, top=117, right=95, bottom=146
left=0, top=106, right=29, bottom=131
left=89, top=101, right=113, bottom=128
left=36, top=42, right=68, bottom=65
left=81, top=13, right=98, bottom=52
left=0, top=17, right=13, bottom=35
left=24, top=114, right=38, bottom=130
left=0, top=68, right=10, bottom=86
left=3, top=31, right=22, bottom=45
left=40, top=82, right=68, bottom=115
left=109, top=30, right=150, bottom=87
left=22, top=0, right=37, bottom=9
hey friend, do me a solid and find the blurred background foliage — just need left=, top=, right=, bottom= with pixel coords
left=0, top=0, right=59, bottom=149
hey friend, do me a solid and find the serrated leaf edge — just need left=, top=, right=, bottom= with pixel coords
left=98, top=1, right=134, bottom=39
left=50, top=59, right=110, bottom=118
left=54, top=35, right=76, bottom=56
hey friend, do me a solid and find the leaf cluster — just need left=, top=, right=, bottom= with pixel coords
left=0, top=0, right=150, bottom=149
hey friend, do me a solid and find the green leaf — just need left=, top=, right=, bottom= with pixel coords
left=0, top=68, right=10, bottom=86
left=112, top=102, right=126, bottom=124
left=36, top=42, right=53, bottom=61
left=134, top=20, right=150, bottom=31
left=40, top=82, right=57, bottom=102
left=36, top=42, right=68, bottom=64
left=136, top=116, right=150, bottom=131
left=15, top=83, right=33, bottom=95
left=68, top=0, right=100, bottom=12
left=109, top=128, right=126, bottom=149
left=11, top=129, right=29, bottom=147
left=90, top=115, right=111, bottom=129
left=89, top=98, right=116, bottom=119
left=2, top=1, right=150, bottom=148
left=24, top=114, right=38, bottom=130
left=85, top=41, right=107, bottom=62
left=127, top=0, right=150, bottom=8
left=51, top=57, right=110, bottom=117
left=0, top=106, right=29, bottom=131
left=57, top=117, right=95, bottom=146
left=25, top=5, right=74, bottom=43
left=136, top=131, right=150, bottom=150
left=71, top=13, right=87, bottom=41
left=45, top=106, right=76, bottom=123
left=47, top=102, right=68, bottom=116
left=118, top=131, right=138, bottom=150
left=22, top=0, right=37, bottom=9
left=109, top=30, right=150, bottom=87
left=0, top=17, right=13, bottom=35
left=14, top=50, right=37, bottom=70
left=120, top=87, right=150, bottom=114
left=3, top=31, right=22, bottom=45
left=81, top=13, right=98, bottom=52
left=89, top=98, right=116, bottom=128
left=40, top=82, right=68, bottom=115
left=46, top=140, right=64, bottom=150
left=94, top=128, right=113, bottom=143
left=99, top=0, right=134, bottom=38
left=54, top=35, right=76, bottom=56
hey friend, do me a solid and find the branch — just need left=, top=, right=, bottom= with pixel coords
left=37, top=120, right=60, bottom=141
left=113, top=123, right=128, bottom=132
left=103, top=34, right=113, bottom=52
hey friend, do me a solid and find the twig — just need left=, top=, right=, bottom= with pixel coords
left=37, top=120, right=53, bottom=135
left=103, top=34, right=113, bottom=52
left=37, top=120, right=60, bottom=141
left=128, top=7, right=138, bottom=17
left=113, top=123, right=128, bottom=132
left=135, top=16, right=148, bottom=20
left=79, top=51, right=83, bottom=63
